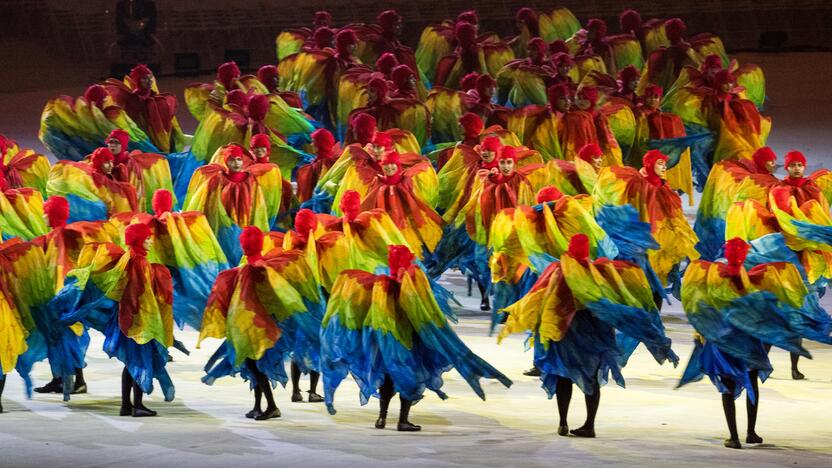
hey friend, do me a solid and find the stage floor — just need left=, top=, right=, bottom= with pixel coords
left=1, top=310, right=831, bottom=467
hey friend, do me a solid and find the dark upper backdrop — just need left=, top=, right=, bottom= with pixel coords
left=0, top=0, right=830, bottom=93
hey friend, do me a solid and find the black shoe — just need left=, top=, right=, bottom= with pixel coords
left=72, top=383, right=87, bottom=395
left=792, top=368, right=805, bottom=380
left=724, top=438, right=742, bottom=449
left=34, top=378, right=63, bottom=394
left=245, top=409, right=262, bottom=419
left=570, top=426, right=596, bottom=438
left=523, top=367, right=541, bottom=377
left=557, top=424, right=569, bottom=436
left=308, top=392, right=324, bottom=403
left=119, top=405, right=133, bottom=416
left=0, top=401, right=4, bottom=414
left=397, top=421, right=421, bottom=432
left=255, top=406, right=281, bottom=420
left=132, top=405, right=157, bottom=417
left=746, top=432, right=763, bottom=444
left=375, top=416, right=387, bottom=429
left=291, top=390, right=303, bottom=402
left=480, top=297, right=491, bottom=311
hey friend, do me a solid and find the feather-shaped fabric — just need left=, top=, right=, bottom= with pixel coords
left=1, top=141, right=50, bottom=196
left=47, top=161, right=139, bottom=222
left=0, top=188, right=49, bottom=241
left=539, top=8, right=581, bottom=43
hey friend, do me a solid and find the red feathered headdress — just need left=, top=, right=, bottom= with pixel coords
left=339, top=190, right=362, bottom=221
left=456, top=10, right=478, bottom=25
left=294, top=209, right=318, bottom=237
left=516, top=8, right=538, bottom=26
left=567, top=234, right=590, bottom=262
left=459, top=112, right=484, bottom=138
left=455, top=22, right=477, bottom=47
left=84, top=85, right=108, bottom=107
left=619, top=9, right=642, bottom=34
left=536, top=186, right=563, bottom=204
left=352, top=113, right=377, bottom=145
left=723, top=237, right=749, bottom=276
left=257, top=65, right=278, bottom=86
left=225, top=89, right=248, bottom=108
left=125, top=223, right=152, bottom=254
left=335, top=29, right=358, bottom=52
left=107, top=129, right=130, bottom=149
left=578, top=86, right=599, bottom=108
left=313, top=11, right=332, bottom=27
left=586, top=18, right=607, bottom=38
left=152, top=189, right=174, bottom=216
left=460, top=72, right=480, bottom=92
left=311, top=128, right=336, bottom=158
left=217, top=61, right=241, bottom=88
left=702, top=54, right=723, bottom=72
left=664, top=18, right=686, bottom=43
left=481, top=135, right=502, bottom=153
left=642, top=149, right=668, bottom=178
left=752, top=147, right=777, bottom=172
left=618, top=65, right=640, bottom=87
left=784, top=150, right=806, bottom=167
left=375, top=52, right=399, bottom=76
left=223, top=144, right=245, bottom=164
left=313, top=27, right=335, bottom=48
left=44, top=196, right=70, bottom=228
left=91, top=147, right=114, bottom=171
left=388, top=244, right=415, bottom=276
left=547, top=83, right=571, bottom=106
left=377, top=9, right=401, bottom=34
left=499, top=146, right=517, bottom=161
left=549, top=40, right=569, bottom=55
left=527, top=37, right=547, bottom=60
left=371, top=131, right=393, bottom=150
left=240, top=226, right=265, bottom=260
left=129, top=64, right=152, bottom=83
left=247, top=94, right=271, bottom=121
left=381, top=150, right=401, bottom=167
left=391, top=65, right=415, bottom=90
left=578, top=143, right=603, bottom=163
left=644, top=84, right=663, bottom=99
left=475, top=74, right=496, bottom=97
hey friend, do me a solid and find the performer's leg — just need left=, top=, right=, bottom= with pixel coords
left=523, top=363, right=541, bottom=377
left=290, top=361, right=303, bottom=402
left=571, top=381, right=599, bottom=438
left=652, top=291, right=663, bottom=312
left=132, top=378, right=157, bottom=417
left=746, top=370, right=762, bottom=444
left=721, top=377, right=741, bottom=449
left=375, top=374, right=395, bottom=429
left=72, top=368, right=87, bottom=394
left=0, top=375, right=5, bottom=413
left=308, top=371, right=323, bottom=403
left=397, top=396, right=421, bottom=432
left=34, top=375, right=63, bottom=394
left=246, top=386, right=263, bottom=419
left=248, top=359, right=280, bottom=420
left=555, top=377, right=573, bottom=436
left=790, top=347, right=804, bottom=380
left=478, top=281, right=490, bottom=311
left=119, top=367, right=133, bottom=416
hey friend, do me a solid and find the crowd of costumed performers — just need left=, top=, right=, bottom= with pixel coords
left=1, top=6, right=830, bottom=450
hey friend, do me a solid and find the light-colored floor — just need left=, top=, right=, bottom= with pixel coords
left=1, top=51, right=832, bottom=466
left=1, top=315, right=831, bottom=467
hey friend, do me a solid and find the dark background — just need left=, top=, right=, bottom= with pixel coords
left=1, top=0, right=830, bottom=91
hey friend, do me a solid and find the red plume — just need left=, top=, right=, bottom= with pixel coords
left=340, top=190, right=362, bottom=221
left=294, top=209, right=318, bottom=237
left=124, top=223, right=152, bottom=255
left=240, top=226, right=265, bottom=260
left=752, top=147, right=776, bottom=172
left=152, top=189, right=174, bottom=216
left=217, top=61, right=241, bottom=88
left=577, top=143, right=603, bottom=163
left=388, top=244, right=415, bottom=276
left=247, top=94, right=271, bottom=121
left=567, top=234, right=590, bottom=262
left=723, top=237, right=749, bottom=276
left=459, top=112, right=484, bottom=138
left=44, top=196, right=70, bottom=228
left=784, top=150, right=807, bottom=167
left=536, top=186, right=563, bottom=204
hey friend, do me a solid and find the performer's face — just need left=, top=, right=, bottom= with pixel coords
left=646, top=95, right=661, bottom=109
left=407, top=76, right=417, bottom=89
left=100, top=161, right=113, bottom=174
left=591, top=155, right=604, bottom=170
left=555, top=96, right=570, bottom=112
left=480, top=149, right=495, bottom=163
left=764, top=160, right=776, bottom=174
left=139, top=75, right=153, bottom=90
left=558, top=64, right=571, bottom=76
left=528, top=47, right=540, bottom=62
left=653, top=159, right=667, bottom=179
left=498, top=158, right=515, bottom=175
left=721, top=82, right=733, bottom=94
left=143, top=237, right=153, bottom=251
left=227, top=156, right=244, bottom=172
left=370, top=144, right=386, bottom=158
left=251, top=146, right=268, bottom=160
left=576, top=97, right=591, bottom=110
left=627, top=79, right=639, bottom=91
left=787, top=162, right=805, bottom=178
left=107, top=138, right=122, bottom=155
left=382, top=163, right=398, bottom=176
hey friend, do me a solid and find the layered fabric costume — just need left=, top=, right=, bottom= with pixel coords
left=39, top=84, right=162, bottom=162
left=110, top=190, right=229, bottom=330
left=46, top=148, right=139, bottom=222
left=52, top=224, right=176, bottom=404
left=182, top=145, right=282, bottom=265
left=679, top=238, right=831, bottom=399
left=498, top=234, right=678, bottom=404
left=104, top=129, right=175, bottom=213
left=1, top=134, right=50, bottom=196
left=199, top=227, right=326, bottom=410
left=320, top=245, right=513, bottom=416
left=593, top=150, right=699, bottom=292
left=0, top=178, right=48, bottom=241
